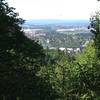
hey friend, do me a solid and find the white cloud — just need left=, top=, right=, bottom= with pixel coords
left=7, top=0, right=100, bottom=20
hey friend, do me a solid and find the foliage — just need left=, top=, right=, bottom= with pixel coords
left=76, top=43, right=96, bottom=64
left=38, top=41, right=100, bottom=100
left=0, top=0, right=56, bottom=99
left=35, top=30, right=92, bottom=48
left=90, top=11, right=100, bottom=57
left=1, top=0, right=100, bottom=100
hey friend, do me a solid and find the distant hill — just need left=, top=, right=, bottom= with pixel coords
left=24, top=19, right=89, bottom=26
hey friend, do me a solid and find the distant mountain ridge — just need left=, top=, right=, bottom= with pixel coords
left=24, top=19, right=89, bottom=26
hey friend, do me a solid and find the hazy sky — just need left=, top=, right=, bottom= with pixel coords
left=7, top=0, right=100, bottom=20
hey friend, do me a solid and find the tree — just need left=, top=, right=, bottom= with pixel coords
left=90, top=12, right=100, bottom=58
left=0, top=0, right=57, bottom=99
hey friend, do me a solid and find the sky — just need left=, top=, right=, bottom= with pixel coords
left=7, top=0, right=100, bottom=20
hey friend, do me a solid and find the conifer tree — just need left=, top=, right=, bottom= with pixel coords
left=0, top=0, right=57, bottom=99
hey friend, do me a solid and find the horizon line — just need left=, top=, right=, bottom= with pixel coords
left=25, top=19, right=89, bottom=21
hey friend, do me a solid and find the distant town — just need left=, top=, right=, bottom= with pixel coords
left=23, top=20, right=93, bottom=54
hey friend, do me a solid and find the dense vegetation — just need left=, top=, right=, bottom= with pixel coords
left=0, top=0, right=56, bottom=99
left=32, top=28, right=92, bottom=48
left=0, top=0, right=100, bottom=100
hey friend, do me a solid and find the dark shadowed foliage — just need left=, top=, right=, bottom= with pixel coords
left=0, top=0, right=57, bottom=99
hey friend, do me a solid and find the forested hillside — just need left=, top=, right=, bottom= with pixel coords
left=0, top=0, right=100, bottom=100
